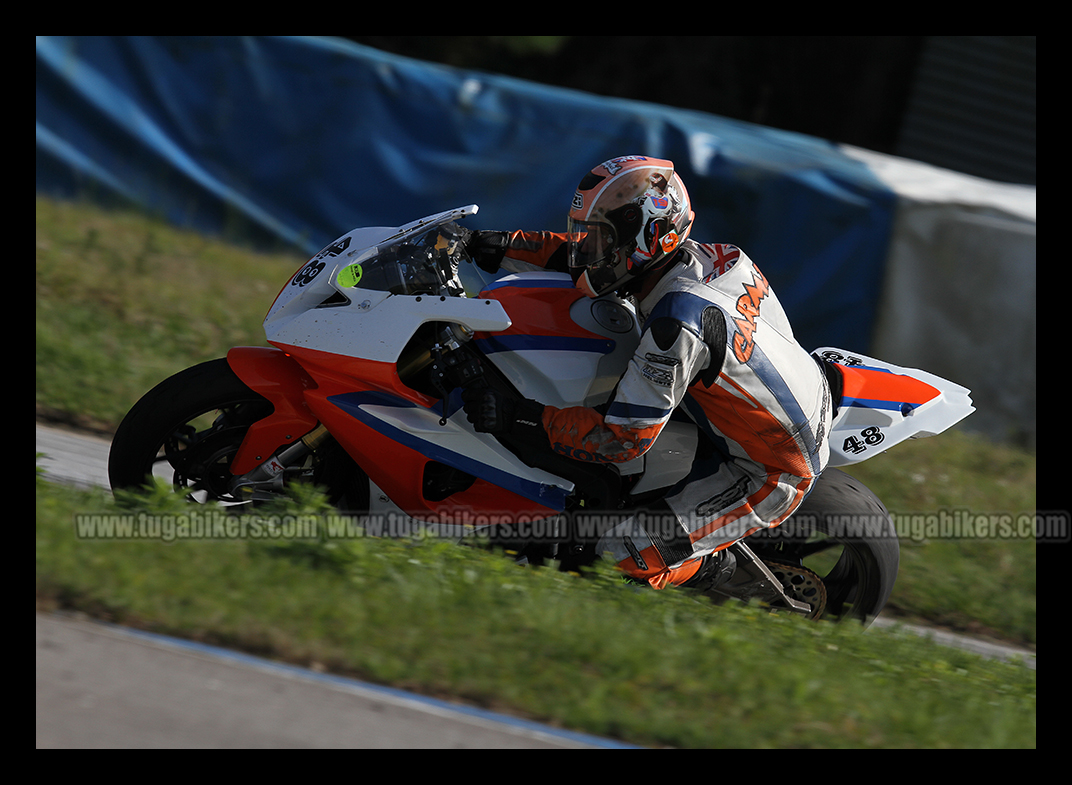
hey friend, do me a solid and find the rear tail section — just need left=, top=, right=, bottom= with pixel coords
left=814, top=348, right=975, bottom=466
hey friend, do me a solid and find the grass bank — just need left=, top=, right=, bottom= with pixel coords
left=37, top=476, right=1036, bottom=748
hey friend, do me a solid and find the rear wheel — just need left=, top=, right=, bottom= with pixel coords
left=749, top=468, right=899, bottom=626
left=107, top=358, right=367, bottom=509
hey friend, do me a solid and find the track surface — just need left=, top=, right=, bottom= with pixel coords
left=36, top=612, right=629, bottom=748
left=36, top=424, right=1034, bottom=747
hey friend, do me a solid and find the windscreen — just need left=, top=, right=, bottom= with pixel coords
left=337, top=225, right=469, bottom=297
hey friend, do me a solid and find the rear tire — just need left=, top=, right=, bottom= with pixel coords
left=750, top=468, right=899, bottom=626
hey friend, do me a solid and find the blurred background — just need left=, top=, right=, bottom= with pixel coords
left=36, top=35, right=1035, bottom=448
left=346, top=36, right=1034, bottom=185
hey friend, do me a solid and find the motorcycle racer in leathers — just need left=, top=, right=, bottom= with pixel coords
left=461, top=156, right=833, bottom=593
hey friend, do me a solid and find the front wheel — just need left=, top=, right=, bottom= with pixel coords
left=107, top=358, right=366, bottom=509
left=748, top=468, right=899, bottom=626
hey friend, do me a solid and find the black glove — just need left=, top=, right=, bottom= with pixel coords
left=462, top=230, right=510, bottom=274
left=462, top=386, right=545, bottom=438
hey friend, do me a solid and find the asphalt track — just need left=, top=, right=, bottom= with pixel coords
left=36, top=611, right=632, bottom=748
left=36, top=424, right=1035, bottom=747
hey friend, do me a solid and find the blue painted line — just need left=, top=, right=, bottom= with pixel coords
left=92, top=618, right=641, bottom=749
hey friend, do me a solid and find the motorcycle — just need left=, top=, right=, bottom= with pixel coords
left=108, top=205, right=975, bottom=626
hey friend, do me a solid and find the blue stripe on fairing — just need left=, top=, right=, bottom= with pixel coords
left=328, top=390, right=569, bottom=511
left=843, top=396, right=915, bottom=412
left=480, top=277, right=576, bottom=292
left=475, top=334, right=614, bottom=355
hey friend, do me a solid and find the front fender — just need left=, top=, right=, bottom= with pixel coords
left=227, top=346, right=319, bottom=475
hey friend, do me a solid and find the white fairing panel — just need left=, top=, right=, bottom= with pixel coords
left=816, top=347, right=976, bottom=467
left=477, top=273, right=642, bottom=408
left=263, top=206, right=512, bottom=362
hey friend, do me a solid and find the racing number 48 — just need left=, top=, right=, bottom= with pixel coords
left=843, top=426, right=884, bottom=455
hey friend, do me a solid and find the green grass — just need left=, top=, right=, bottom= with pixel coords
left=37, top=476, right=1036, bottom=748
left=841, top=433, right=1036, bottom=645
left=36, top=195, right=1037, bottom=747
left=35, top=195, right=299, bottom=430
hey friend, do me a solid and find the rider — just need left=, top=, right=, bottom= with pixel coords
left=461, top=155, right=833, bottom=592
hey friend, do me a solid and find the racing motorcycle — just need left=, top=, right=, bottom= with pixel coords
left=108, top=206, right=975, bottom=626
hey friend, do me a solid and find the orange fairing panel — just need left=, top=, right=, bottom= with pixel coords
left=837, top=364, right=940, bottom=413
left=226, top=346, right=319, bottom=474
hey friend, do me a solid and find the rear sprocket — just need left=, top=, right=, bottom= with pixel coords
left=764, top=561, right=827, bottom=620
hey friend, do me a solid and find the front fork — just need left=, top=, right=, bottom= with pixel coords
left=228, top=423, right=331, bottom=501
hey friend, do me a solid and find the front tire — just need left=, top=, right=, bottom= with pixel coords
left=107, top=358, right=366, bottom=509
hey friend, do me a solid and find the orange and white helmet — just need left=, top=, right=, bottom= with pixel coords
left=567, top=156, right=694, bottom=298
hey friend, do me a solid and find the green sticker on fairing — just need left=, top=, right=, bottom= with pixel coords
left=337, top=263, right=363, bottom=288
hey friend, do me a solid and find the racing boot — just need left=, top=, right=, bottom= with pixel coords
left=676, top=548, right=737, bottom=594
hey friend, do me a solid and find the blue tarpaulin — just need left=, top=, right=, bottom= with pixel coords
left=36, top=35, right=898, bottom=352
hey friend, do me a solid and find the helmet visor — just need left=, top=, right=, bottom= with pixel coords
left=567, top=217, right=620, bottom=265
left=566, top=217, right=630, bottom=296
